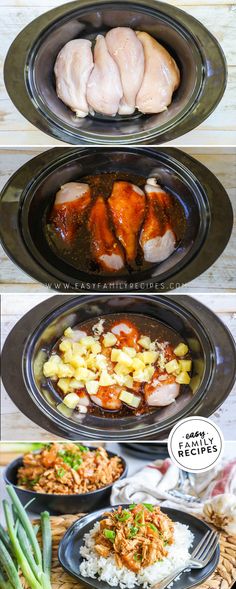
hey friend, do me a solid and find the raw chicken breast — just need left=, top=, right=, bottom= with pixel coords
left=54, top=39, right=94, bottom=118
left=86, top=35, right=123, bottom=116
left=136, top=32, right=180, bottom=114
left=106, top=27, right=144, bottom=115
left=140, top=178, right=176, bottom=263
left=51, top=182, right=91, bottom=242
left=144, top=372, right=180, bottom=406
left=108, top=181, right=146, bottom=262
left=88, top=196, right=125, bottom=271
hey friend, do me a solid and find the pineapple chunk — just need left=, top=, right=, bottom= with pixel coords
left=94, top=354, right=108, bottom=371
left=86, top=380, right=99, bottom=395
left=91, top=341, right=102, bottom=354
left=99, top=371, right=115, bottom=386
left=132, top=357, right=145, bottom=371
left=144, top=365, right=155, bottom=380
left=113, top=373, right=126, bottom=386
left=63, top=393, right=80, bottom=409
left=116, top=350, right=133, bottom=367
left=114, top=363, right=131, bottom=376
left=138, top=336, right=151, bottom=350
left=122, top=347, right=136, bottom=358
left=174, top=343, right=189, bottom=357
left=119, top=390, right=141, bottom=408
left=81, top=336, right=96, bottom=349
left=64, top=327, right=74, bottom=339
left=111, top=348, right=120, bottom=362
left=123, top=375, right=134, bottom=389
left=133, top=369, right=146, bottom=382
left=179, top=359, right=192, bottom=372
left=57, top=378, right=71, bottom=395
left=139, top=351, right=158, bottom=365
left=59, top=339, right=73, bottom=353
left=69, top=379, right=84, bottom=390
left=165, top=359, right=179, bottom=374
left=74, top=367, right=96, bottom=381
left=43, top=355, right=62, bottom=378
left=57, top=363, right=75, bottom=378
left=103, top=332, right=117, bottom=347
left=176, top=371, right=191, bottom=385
left=64, top=352, right=85, bottom=368
left=86, top=353, right=97, bottom=370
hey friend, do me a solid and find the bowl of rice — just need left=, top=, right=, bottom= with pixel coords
left=4, top=443, right=127, bottom=515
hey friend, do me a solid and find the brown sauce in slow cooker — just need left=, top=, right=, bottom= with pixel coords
left=44, top=313, right=191, bottom=418
left=45, top=172, right=186, bottom=275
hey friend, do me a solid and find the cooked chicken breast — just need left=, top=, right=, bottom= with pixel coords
left=136, top=32, right=180, bottom=114
left=108, top=181, right=146, bottom=263
left=106, top=27, right=144, bottom=115
left=86, top=35, right=123, bottom=116
left=140, top=178, right=176, bottom=263
left=51, top=182, right=91, bottom=242
left=88, top=196, right=125, bottom=271
left=54, top=39, right=94, bottom=117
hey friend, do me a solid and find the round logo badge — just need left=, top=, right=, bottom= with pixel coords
left=168, top=417, right=224, bottom=473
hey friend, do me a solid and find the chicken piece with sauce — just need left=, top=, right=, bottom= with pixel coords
left=50, top=182, right=91, bottom=243
left=88, top=196, right=125, bottom=272
left=108, top=181, right=146, bottom=263
left=140, top=178, right=176, bottom=263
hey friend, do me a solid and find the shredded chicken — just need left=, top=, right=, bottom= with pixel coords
left=17, top=443, right=123, bottom=495
left=94, top=504, right=174, bottom=572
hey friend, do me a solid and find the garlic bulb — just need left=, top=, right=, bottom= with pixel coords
left=203, top=494, right=236, bottom=535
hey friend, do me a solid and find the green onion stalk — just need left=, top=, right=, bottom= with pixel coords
left=1, top=486, right=52, bottom=589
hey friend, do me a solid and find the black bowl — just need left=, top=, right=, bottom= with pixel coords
left=4, top=449, right=127, bottom=515
left=58, top=505, right=220, bottom=589
left=4, top=0, right=227, bottom=145
left=2, top=294, right=236, bottom=440
left=0, top=147, right=233, bottom=293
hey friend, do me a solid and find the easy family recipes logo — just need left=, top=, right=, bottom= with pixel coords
left=168, top=417, right=224, bottom=473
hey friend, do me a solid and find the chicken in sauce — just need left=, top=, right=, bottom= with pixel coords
left=94, top=504, right=174, bottom=572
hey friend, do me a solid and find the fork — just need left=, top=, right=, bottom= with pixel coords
left=168, top=470, right=201, bottom=504
left=151, top=529, right=219, bottom=589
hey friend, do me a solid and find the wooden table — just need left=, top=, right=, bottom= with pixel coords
left=0, top=147, right=235, bottom=293
left=1, top=293, right=236, bottom=441
left=0, top=0, right=236, bottom=146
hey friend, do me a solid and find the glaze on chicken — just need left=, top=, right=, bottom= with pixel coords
left=88, top=196, right=125, bottom=271
left=50, top=182, right=91, bottom=242
left=108, top=181, right=146, bottom=263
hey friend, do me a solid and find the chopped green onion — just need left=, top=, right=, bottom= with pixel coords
left=116, top=510, right=131, bottom=522
left=103, top=529, right=116, bottom=542
left=129, top=504, right=136, bottom=510
left=142, top=503, right=154, bottom=512
left=148, top=523, right=158, bottom=533
left=133, top=553, right=142, bottom=562
left=128, top=526, right=139, bottom=538
left=56, top=468, right=66, bottom=478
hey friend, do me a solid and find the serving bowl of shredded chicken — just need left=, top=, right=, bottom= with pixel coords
left=4, top=0, right=226, bottom=145
left=58, top=504, right=220, bottom=588
left=4, top=443, right=127, bottom=514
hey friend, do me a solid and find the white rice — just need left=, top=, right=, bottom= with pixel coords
left=80, top=521, right=194, bottom=588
